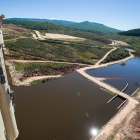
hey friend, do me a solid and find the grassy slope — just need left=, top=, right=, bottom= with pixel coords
left=40, top=39, right=106, bottom=48
left=3, top=28, right=32, bottom=40
left=5, top=38, right=111, bottom=64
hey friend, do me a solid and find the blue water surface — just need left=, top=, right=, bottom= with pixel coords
left=87, top=55, right=140, bottom=95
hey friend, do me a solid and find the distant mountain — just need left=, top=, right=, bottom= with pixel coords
left=4, top=18, right=121, bottom=35
left=2, top=20, right=111, bottom=36
left=2, top=20, right=111, bottom=44
left=68, top=21, right=121, bottom=34
left=118, top=28, right=140, bottom=36
left=4, top=18, right=76, bottom=25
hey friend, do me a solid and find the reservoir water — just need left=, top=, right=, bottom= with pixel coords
left=12, top=72, right=123, bottom=140
left=87, top=53, right=140, bottom=95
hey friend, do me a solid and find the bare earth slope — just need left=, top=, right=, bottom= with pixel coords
left=2, top=23, right=28, bottom=32
left=34, top=30, right=85, bottom=40
left=112, top=40, right=130, bottom=46
left=43, top=33, right=85, bottom=40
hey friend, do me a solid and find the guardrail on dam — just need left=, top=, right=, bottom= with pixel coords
left=0, top=14, right=19, bottom=140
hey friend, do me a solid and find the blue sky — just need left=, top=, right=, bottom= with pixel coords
left=1, top=0, right=140, bottom=31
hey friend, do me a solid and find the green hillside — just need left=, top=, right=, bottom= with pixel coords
left=103, top=48, right=129, bottom=63
left=2, top=20, right=111, bottom=44
left=5, top=38, right=111, bottom=64
left=3, top=20, right=78, bottom=31
left=68, top=21, right=121, bottom=34
left=2, top=20, right=103, bottom=35
left=105, top=34, right=140, bottom=50
left=118, top=28, right=140, bottom=36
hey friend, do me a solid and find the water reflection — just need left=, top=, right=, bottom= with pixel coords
left=87, top=55, right=140, bottom=95
left=90, top=128, right=98, bottom=136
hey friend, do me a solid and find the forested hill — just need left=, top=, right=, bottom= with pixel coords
left=2, top=20, right=112, bottom=36
left=3, top=18, right=121, bottom=35
left=3, top=20, right=102, bottom=35
left=4, top=18, right=76, bottom=25
left=3, top=20, right=112, bottom=44
left=68, top=21, right=121, bottom=34
left=118, top=28, right=140, bottom=36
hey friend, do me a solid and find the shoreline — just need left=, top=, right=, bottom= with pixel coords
left=76, top=52, right=139, bottom=140
left=5, top=61, right=61, bottom=86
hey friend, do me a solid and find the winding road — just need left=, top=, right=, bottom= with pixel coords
left=95, top=47, right=117, bottom=66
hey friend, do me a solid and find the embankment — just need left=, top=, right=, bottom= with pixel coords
left=76, top=51, right=139, bottom=140
left=5, top=61, right=61, bottom=86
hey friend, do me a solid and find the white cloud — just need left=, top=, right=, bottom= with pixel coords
left=61, top=15, right=63, bottom=18
left=50, top=18, right=56, bottom=20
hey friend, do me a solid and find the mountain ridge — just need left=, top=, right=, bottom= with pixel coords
left=4, top=18, right=121, bottom=34
left=68, top=21, right=121, bottom=34
left=4, top=18, right=76, bottom=25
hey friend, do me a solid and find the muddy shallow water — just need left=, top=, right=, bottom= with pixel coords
left=12, top=72, right=123, bottom=140
left=87, top=54, right=140, bottom=95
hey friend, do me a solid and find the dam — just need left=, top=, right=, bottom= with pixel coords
left=0, top=14, right=19, bottom=140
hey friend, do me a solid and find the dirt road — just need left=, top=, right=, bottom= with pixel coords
left=34, top=30, right=44, bottom=40
left=11, top=60, right=89, bottom=66
left=31, top=33, right=38, bottom=39
left=95, top=47, right=117, bottom=66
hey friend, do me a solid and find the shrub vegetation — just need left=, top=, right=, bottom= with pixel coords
left=13, top=62, right=83, bottom=78
left=3, top=35, right=17, bottom=40
left=103, top=48, right=130, bottom=63
left=6, top=38, right=111, bottom=64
